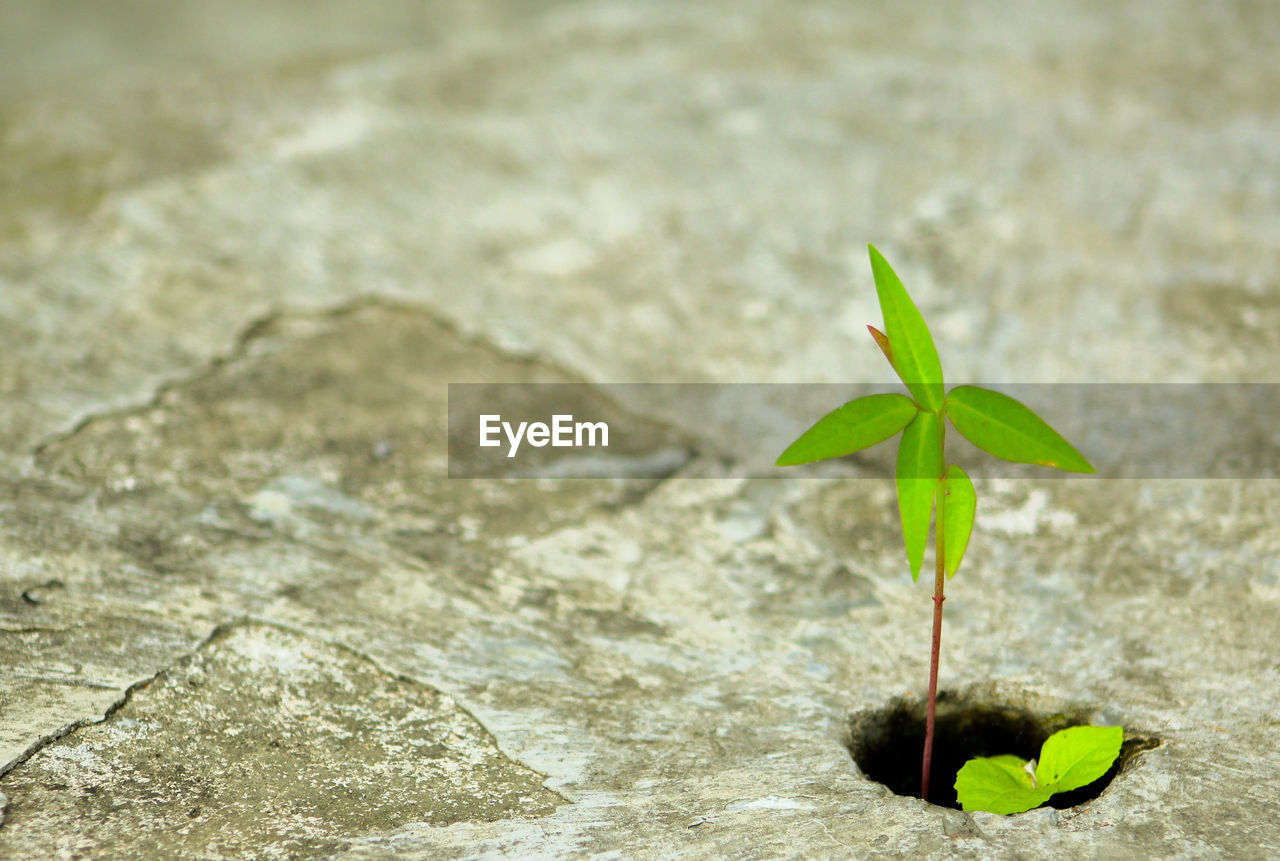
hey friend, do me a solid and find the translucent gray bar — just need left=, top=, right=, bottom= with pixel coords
left=448, top=383, right=1280, bottom=479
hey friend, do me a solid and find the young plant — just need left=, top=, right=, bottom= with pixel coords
left=955, top=725, right=1123, bottom=814
left=776, top=245, right=1094, bottom=801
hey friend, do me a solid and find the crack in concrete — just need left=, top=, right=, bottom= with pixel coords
left=0, top=614, right=570, bottom=807
left=29, top=294, right=705, bottom=509
left=0, top=622, right=225, bottom=779
left=25, top=294, right=538, bottom=460
left=28, top=307, right=285, bottom=461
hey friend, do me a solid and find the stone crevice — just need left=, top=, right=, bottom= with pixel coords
left=0, top=622, right=225, bottom=781
left=27, top=307, right=285, bottom=461
left=1, top=614, right=569, bottom=810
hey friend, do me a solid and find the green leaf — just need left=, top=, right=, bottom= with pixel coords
left=957, top=726, right=1125, bottom=815
left=776, top=394, right=918, bottom=467
left=946, top=385, right=1095, bottom=473
left=1036, top=725, right=1123, bottom=794
left=895, top=411, right=942, bottom=580
left=868, top=245, right=944, bottom=412
left=955, top=754, right=1054, bottom=815
left=940, top=465, right=975, bottom=579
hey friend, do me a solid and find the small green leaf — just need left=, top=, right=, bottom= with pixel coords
left=955, top=755, right=1054, bottom=815
left=958, top=726, right=1125, bottom=815
left=776, top=394, right=918, bottom=466
left=868, top=245, right=944, bottom=412
left=896, top=411, right=941, bottom=580
left=867, top=325, right=895, bottom=368
left=1036, top=725, right=1123, bottom=794
left=946, top=385, right=1095, bottom=473
left=940, top=465, right=975, bottom=579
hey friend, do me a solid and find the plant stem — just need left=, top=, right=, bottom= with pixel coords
left=921, top=494, right=946, bottom=800
left=922, top=421, right=948, bottom=801
left=920, top=522, right=945, bottom=800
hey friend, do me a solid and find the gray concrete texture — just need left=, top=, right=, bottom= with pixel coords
left=1, top=1, right=1278, bottom=858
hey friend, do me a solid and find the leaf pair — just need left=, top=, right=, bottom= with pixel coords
left=894, top=412, right=976, bottom=580
left=776, top=245, right=1093, bottom=580
left=954, top=725, right=1123, bottom=815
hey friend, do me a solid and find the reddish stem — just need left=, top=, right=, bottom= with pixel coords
left=921, top=446, right=947, bottom=801
left=920, top=555, right=945, bottom=800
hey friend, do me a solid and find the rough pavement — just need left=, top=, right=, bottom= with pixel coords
left=2, top=2, right=1278, bottom=858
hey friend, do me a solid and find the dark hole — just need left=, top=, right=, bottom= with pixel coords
left=847, top=690, right=1160, bottom=811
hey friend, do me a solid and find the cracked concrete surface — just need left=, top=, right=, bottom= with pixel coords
left=2, top=1, right=1279, bottom=858
left=0, top=621, right=562, bottom=859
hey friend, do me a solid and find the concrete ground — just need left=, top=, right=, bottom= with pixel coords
left=2, top=2, right=1278, bottom=858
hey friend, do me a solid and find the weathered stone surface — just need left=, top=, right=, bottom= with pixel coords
left=2, top=1, right=1279, bottom=859
left=0, top=622, right=562, bottom=859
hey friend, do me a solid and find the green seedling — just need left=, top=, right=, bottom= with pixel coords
left=776, top=245, right=1095, bottom=800
left=955, top=725, right=1123, bottom=814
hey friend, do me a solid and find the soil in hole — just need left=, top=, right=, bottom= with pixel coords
left=847, top=690, right=1159, bottom=810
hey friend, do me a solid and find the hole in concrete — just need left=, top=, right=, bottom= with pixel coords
left=848, top=690, right=1160, bottom=810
